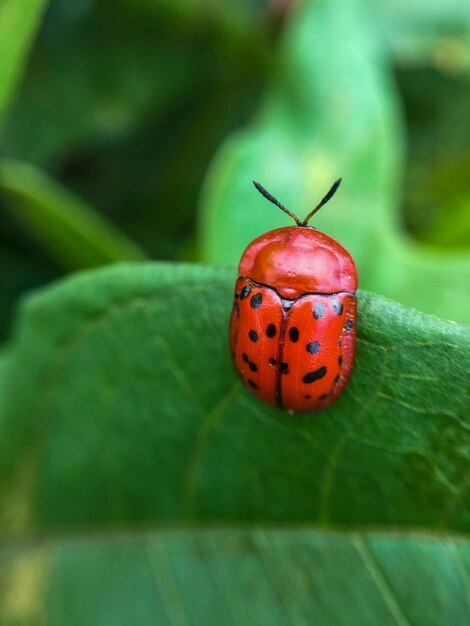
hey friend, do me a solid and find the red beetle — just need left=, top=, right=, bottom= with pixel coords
left=229, top=179, right=357, bottom=412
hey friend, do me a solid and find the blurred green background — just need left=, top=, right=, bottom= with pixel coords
left=1, top=1, right=470, bottom=623
left=1, top=0, right=470, bottom=341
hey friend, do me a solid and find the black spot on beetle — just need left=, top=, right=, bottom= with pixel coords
left=313, top=302, right=327, bottom=319
left=249, top=361, right=258, bottom=372
left=330, top=298, right=343, bottom=315
left=242, top=353, right=249, bottom=363
left=338, top=355, right=343, bottom=367
left=345, top=319, right=354, bottom=331
left=280, top=363, right=289, bottom=374
left=334, top=374, right=341, bottom=384
left=289, top=327, right=299, bottom=343
left=304, top=395, right=311, bottom=399
left=248, top=379, right=258, bottom=389
left=303, top=366, right=327, bottom=384
left=266, top=323, right=276, bottom=338
left=250, top=293, right=263, bottom=309
left=249, top=330, right=258, bottom=343
left=306, top=341, right=320, bottom=354
left=319, top=393, right=328, bottom=400
left=269, top=358, right=277, bottom=365
left=240, top=285, right=252, bottom=299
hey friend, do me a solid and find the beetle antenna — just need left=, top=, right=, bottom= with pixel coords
left=253, top=180, right=302, bottom=226
left=301, top=178, right=342, bottom=226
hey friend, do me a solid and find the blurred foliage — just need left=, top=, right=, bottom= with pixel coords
left=0, top=0, right=469, bottom=338
left=0, top=263, right=468, bottom=621
left=0, top=160, right=148, bottom=270
left=1, top=0, right=470, bottom=621
left=397, top=67, right=470, bottom=248
left=0, top=0, right=47, bottom=123
left=0, top=0, right=270, bottom=339
left=199, top=0, right=470, bottom=323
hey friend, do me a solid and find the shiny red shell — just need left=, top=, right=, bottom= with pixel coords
left=230, top=226, right=358, bottom=412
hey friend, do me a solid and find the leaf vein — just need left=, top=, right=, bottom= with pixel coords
left=181, top=383, right=242, bottom=516
left=318, top=350, right=390, bottom=522
left=352, top=535, right=411, bottom=626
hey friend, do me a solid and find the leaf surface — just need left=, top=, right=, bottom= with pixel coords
left=1, top=263, right=468, bottom=533
left=0, top=528, right=469, bottom=626
left=1, top=262, right=469, bottom=624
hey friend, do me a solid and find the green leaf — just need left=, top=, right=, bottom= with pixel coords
left=0, top=0, right=47, bottom=125
left=0, top=159, right=149, bottom=270
left=1, top=263, right=468, bottom=533
left=0, top=5, right=199, bottom=166
left=198, top=0, right=402, bottom=275
left=1, top=263, right=468, bottom=623
left=197, top=0, right=470, bottom=324
left=0, top=348, right=9, bottom=394
left=0, top=528, right=468, bottom=626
